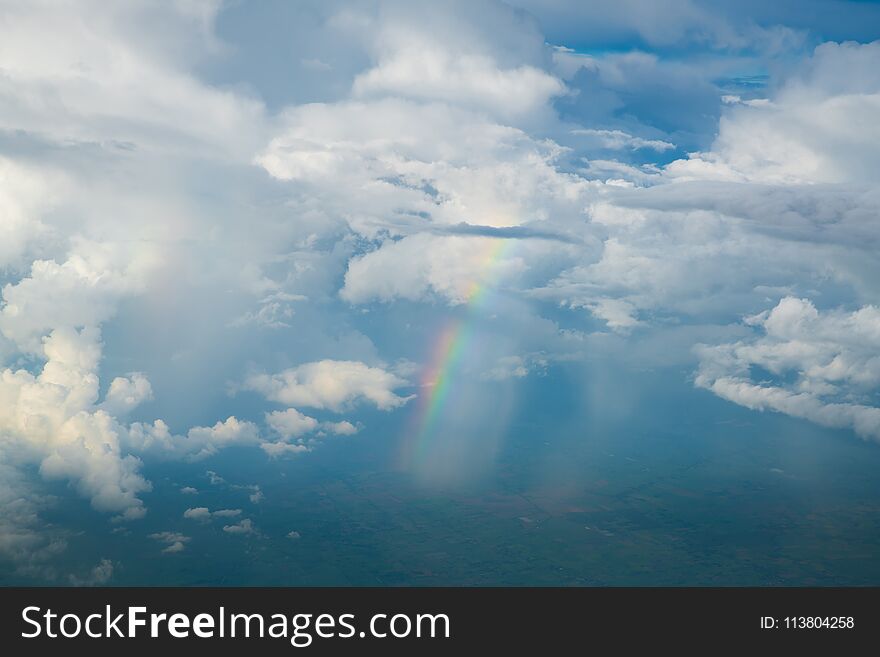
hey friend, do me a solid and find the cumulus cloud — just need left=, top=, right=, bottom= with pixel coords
left=321, top=420, right=359, bottom=436
left=696, top=297, right=880, bottom=440
left=352, top=44, right=563, bottom=120
left=0, top=327, right=151, bottom=519
left=247, top=486, right=264, bottom=504
left=341, top=234, right=528, bottom=305
left=245, top=360, right=413, bottom=411
left=183, top=507, right=242, bottom=521
left=101, top=372, right=153, bottom=416
left=206, top=471, right=225, bottom=486
left=667, top=42, right=880, bottom=184
left=127, top=416, right=260, bottom=461
left=180, top=417, right=261, bottom=460
left=150, top=532, right=191, bottom=554
left=342, top=0, right=563, bottom=120
left=261, top=442, right=310, bottom=458
left=263, top=407, right=358, bottom=450
left=0, top=240, right=154, bottom=354
left=266, top=408, right=319, bottom=439
left=222, top=519, right=255, bottom=535
left=182, top=507, right=211, bottom=521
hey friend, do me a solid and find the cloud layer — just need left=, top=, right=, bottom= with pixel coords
left=1, top=0, right=879, bottom=578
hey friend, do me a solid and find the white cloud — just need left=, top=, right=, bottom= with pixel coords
left=667, top=41, right=880, bottom=184
left=0, top=157, right=64, bottom=270
left=344, top=1, right=563, bottom=121
left=245, top=360, right=412, bottom=411
left=150, top=531, right=191, bottom=554
left=534, top=181, right=880, bottom=332
left=341, top=234, right=528, bottom=305
left=0, top=327, right=151, bottom=519
left=266, top=408, right=319, bottom=438
left=321, top=420, right=359, bottom=436
left=101, top=372, right=153, bottom=416
left=182, top=417, right=261, bottom=460
left=570, top=128, right=674, bottom=152
left=182, top=507, right=211, bottom=521
left=696, top=297, right=880, bottom=441
left=206, top=471, right=225, bottom=485
left=183, top=507, right=242, bottom=521
left=352, top=48, right=563, bottom=120
left=0, top=240, right=155, bottom=354
left=127, top=416, right=260, bottom=462
left=0, top=0, right=878, bottom=570
left=0, top=0, right=266, bottom=158
left=261, top=442, right=310, bottom=458
left=257, top=98, right=587, bottom=241
left=222, top=518, right=254, bottom=535
left=584, top=298, right=643, bottom=332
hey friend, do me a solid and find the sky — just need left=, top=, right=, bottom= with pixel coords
left=1, top=0, right=879, bottom=585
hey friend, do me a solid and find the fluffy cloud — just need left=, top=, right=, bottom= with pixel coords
left=342, top=234, right=528, bottom=305
left=257, top=98, right=587, bottom=236
left=342, top=0, right=562, bottom=120
left=0, top=240, right=155, bottom=354
left=535, top=179, right=880, bottom=332
left=352, top=44, right=563, bottom=120
left=255, top=35, right=587, bottom=307
left=222, top=519, right=255, bottom=535
left=182, top=507, right=211, bottom=521
left=261, top=407, right=360, bottom=456
left=183, top=507, right=242, bottom=521
left=245, top=360, right=412, bottom=411
left=261, top=442, right=310, bottom=458
left=0, top=327, right=151, bottom=519
left=150, top=532, right=191, bottom=554
left=101, top=372, right=153, bottom=416
left=266, top=408, right=319, bottom=439
left=127, top=416, right=260, bottom=462
left=696, top=297, right=880, bottom=440
left=667, top=42, right=880, bottom=184
left=321, top=420, right=359, bottom=436
left=181, top=417, right=261, bottom=459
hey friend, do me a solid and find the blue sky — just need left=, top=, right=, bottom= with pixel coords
left=1, top=0, right=879, bottom=584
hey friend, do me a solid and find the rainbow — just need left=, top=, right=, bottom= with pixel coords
left=402, top=236, right=513, bottom=467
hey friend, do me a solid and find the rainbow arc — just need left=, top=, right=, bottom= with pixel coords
left=402, top=237, right=514, bottom=467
